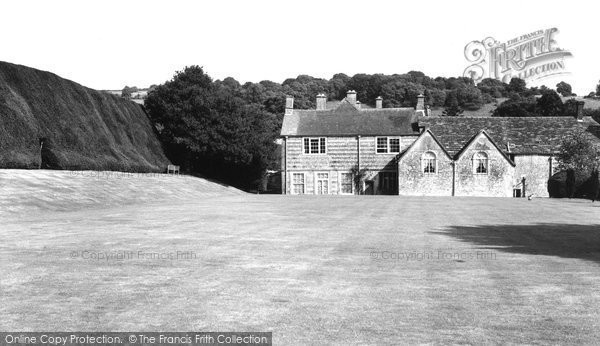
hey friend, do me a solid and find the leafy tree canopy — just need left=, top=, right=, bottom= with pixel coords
left=557, top=128, right=600, bottom=172
left=145, top=66, right=279, bottom=190
left=556, top=81, right=573, bottom=97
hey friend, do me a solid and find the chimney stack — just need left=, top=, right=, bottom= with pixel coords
left=285, top=96, right=294, bottom=115
left=375, top=96, right=383, bottom=109
left=316, top=93, right=327, bottom=110
left=416, top=94, right=425, bottom=111
left=346, top=90, right=357, bottom=105
left=575, top=100, right=585, bottom=121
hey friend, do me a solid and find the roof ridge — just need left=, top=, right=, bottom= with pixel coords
left=360, top=107, right=413, bottom=112
left=421, top=116, right=578, bottom=120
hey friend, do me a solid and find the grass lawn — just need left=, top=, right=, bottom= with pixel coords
left=1, top=171, right=600, bottom=344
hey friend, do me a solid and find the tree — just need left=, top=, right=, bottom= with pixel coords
left=591, top=169, right=600, bottom=202
left=537, top=89, right=563, bottom=117
left=426, top=88, right=446, bottom=108
left=556, top=129, right=600, bottom=199
left=350, top=164, right=367, bottom=195
left=596, top=80, right=600, bottom=97
left=456, top=85, right=484, bottom=110
left=121, top=86, right=133, bottom=99
left=328, top=73, right=350, bottom=100
left=556, top=81, right=573, bottom=97
left=442, top=91, right=464, bottom=116
left=557, top=129, right=600, bottom=173
left=144, top=66, right=279, bottom=190
left=493, top=99, right=537, bottom=117
left=477, top=78, right=507, bottom=98
left=506, top=78, right=527, bottom=94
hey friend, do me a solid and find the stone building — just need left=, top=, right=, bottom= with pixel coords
left=279, top=91, right=600, bottom=197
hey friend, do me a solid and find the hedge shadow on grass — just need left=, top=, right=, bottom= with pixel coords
left=431, top=223, right=600, bottom=264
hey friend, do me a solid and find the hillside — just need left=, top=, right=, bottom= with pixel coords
left=0, top=169, right=243, bottom=214
left=0, top=61, right=169, bottom=171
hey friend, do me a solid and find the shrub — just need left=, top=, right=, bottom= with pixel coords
left=548, top=169, right=600, bottom=199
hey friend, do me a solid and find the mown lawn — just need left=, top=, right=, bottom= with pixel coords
left=1, top=174, right=600, bottom=344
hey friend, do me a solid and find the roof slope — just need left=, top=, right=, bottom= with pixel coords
left=419, top=116, right=600, bottom=155
left=454, top=130, right=515, bottom=166
left=0, top=61, right=170, bottom=171
left=281, top=100, right=419, bottom=136
left=398, top=129, right=453, bottom=161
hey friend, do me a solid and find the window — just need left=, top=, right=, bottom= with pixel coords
left=310, top=138, right=319, bottom=153
left=376, top=137, right=401, bottom=153
left=377, top=137, right=388, bottom=153
left=303, top=137, right=326, bottom=154
left=292, top=173, right=305, bottom=194
left=422, top=151, right=436, bottom=174
left=474, top=152, right=488, bottom=174
left=389, top=138, right=400, bottom=153
left=340, top=173, right=353, bottom=194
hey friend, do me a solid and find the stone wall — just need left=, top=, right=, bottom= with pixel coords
left=398, top=133, right=453, bottom=196
left=283, top=135, right=418, bottom=194
left=454, top=134, right=515, bottom=197
left=283, top=133, right=554, bottom=197
left=513, top=155, right=553, bottom=197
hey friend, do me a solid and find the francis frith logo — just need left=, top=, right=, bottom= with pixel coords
left=463, top=28, right=572, bottom=84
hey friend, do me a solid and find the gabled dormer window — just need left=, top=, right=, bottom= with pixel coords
left=303, top=137, right=326, bottom=154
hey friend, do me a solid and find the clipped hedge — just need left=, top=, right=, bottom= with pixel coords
left=0, top=61, right=170, bottom=172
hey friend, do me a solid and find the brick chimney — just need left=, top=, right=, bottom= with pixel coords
left=316, top=93, right=327, bottom=110
left=346, top=90, right=357, bottom=105
left=375, top=96, right=383, bottom=109
left=285, top=96, right=294, bottom=115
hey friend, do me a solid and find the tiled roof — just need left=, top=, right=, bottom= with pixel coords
left=280, top=100, right=418, bottom=136
left=419, top=116, right=600, bottom=155
left=280, top=95, right=600, bottom=155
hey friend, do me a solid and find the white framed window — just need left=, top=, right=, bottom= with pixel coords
left=340, top=172, right=353, bottom=194
left=473, top=152, right=489, bottom=174
left=376, top=137, right=401, bottom=154
left=292, top=173, right=305, bottom=194
left=389, top=138, right=400, bottom=153
left=422, top=151, right=437, bottom=174
left=376, top=137, right=388, bottom=153
left=303, top=137, right=326, bottom=154
left=315, top=172, right=329, bottom=195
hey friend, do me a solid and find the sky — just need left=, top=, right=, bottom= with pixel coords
left=1, top=0, right=598, bottom=95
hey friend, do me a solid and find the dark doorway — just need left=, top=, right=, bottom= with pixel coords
left=39, top=137, right=60, bottom=169
left=364, top=180, right=374, bottom=195
left=378, top=172, right=398, bottom=195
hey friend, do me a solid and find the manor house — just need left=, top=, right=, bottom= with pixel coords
left=280, top=91, right=600, bottom=197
